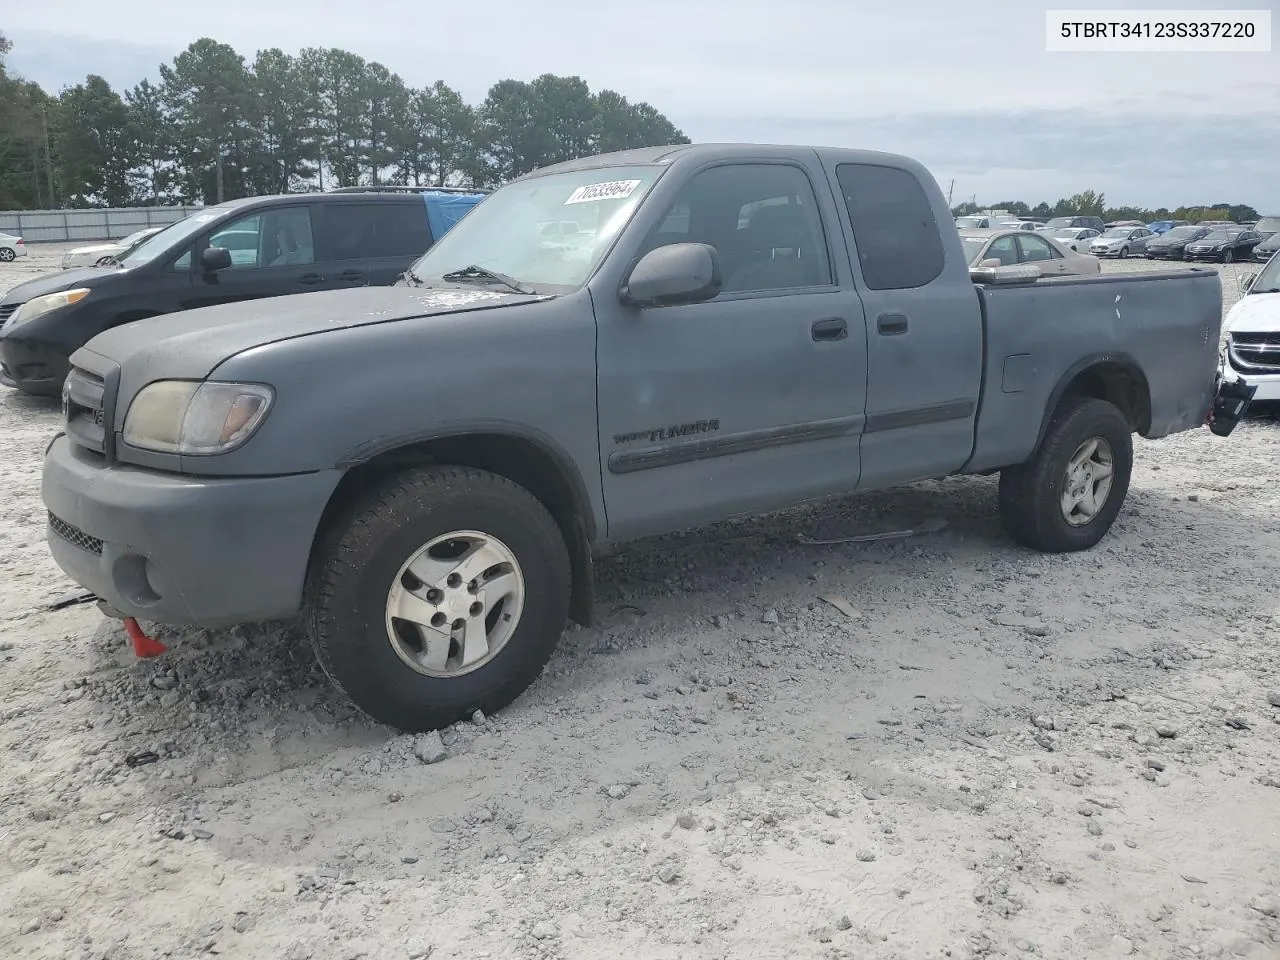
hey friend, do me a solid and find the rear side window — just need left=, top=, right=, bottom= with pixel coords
left=311, top=201, right=431, bottom=262
left=836, top=163, right=945, bottom=290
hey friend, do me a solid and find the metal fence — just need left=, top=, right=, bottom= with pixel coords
left=0, top=206, right=204, bottom=243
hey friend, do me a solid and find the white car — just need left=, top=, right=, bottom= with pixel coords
left=0, top=232, right=27, bottom=262
left=1220, top=253, right=1280, bottom=403
left=1052, top=228, right=1101, bottom=252
left=60, top=226, right=165, bottom=269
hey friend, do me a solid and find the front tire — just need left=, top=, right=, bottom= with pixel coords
left=1119, top=246, right=1129, bottom=259
left=1223, top=248, right=1235, bottom=263
left=304, top=465, right=572, bottom=732
left=998, top=398, right=1133, bottom=552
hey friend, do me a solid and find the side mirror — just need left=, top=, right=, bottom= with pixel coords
left=620, top=242, right=722, bottom=307
left=979, top=258, right=1002, bottom=268
left=200, top=246, right=233, bottom=273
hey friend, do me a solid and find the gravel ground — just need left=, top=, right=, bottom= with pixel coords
left=2, top=242, right=1279, bottom=960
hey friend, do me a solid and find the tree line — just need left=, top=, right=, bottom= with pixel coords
left=952, top=190, right=1260, bottom=226
left=0, top=32, right=690, bottom=210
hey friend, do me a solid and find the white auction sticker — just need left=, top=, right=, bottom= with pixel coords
left=1046, top=9, right=1271, bottom=51
left=564, top=180, right=642, bottom=205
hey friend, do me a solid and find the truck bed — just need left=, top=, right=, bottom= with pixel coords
left=964, top=267, right=1223, bottom=473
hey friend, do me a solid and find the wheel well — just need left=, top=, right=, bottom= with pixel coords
left=1054, top=361, right=1152, bottom=435
left=314, top=433, right=597, bottom=626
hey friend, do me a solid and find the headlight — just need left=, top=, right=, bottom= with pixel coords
left=122, top=380, right=274, bottom=455
left=4, top=288, right=91, bottom=330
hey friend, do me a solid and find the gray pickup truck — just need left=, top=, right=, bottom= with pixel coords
left=40, top=143, right=1253, bottom=732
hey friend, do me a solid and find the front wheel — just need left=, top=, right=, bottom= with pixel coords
left=1119, top=246, right=1129, bottom=259
left=1223, top=248, right=1235, bottom=263
left=998, top=398, right=1133, bottom=552
left=304, top=465, right=572, bottom=732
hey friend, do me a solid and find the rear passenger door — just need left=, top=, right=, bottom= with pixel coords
left=309, top=199, right=433, bottom=287
left=1016, top=233, right=1069, bottom=274
left=825, top=160, right=985, bottom=490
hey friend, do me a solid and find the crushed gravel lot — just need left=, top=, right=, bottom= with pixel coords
left=2, top=242, right=1278, bottom=960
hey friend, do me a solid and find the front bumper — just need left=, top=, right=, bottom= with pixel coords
left=0, top=334, right=71, bottom=395
left=1184, top=249, right=1224, bottom=261
left=42, top=435, right=342, bottom=628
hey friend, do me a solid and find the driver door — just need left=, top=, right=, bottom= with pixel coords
left=180, top=205, right=334, bottom=310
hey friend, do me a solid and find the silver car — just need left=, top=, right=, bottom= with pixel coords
left=959, top=228, right=1102, bottom=276
left=1089, top=226, right=1153, bottom=259
left=60, top=227, right=166, bottom=269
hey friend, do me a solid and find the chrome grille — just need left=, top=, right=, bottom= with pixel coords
left=0, top=303, right=19, bottom=321
left=63, top=366, right=107, bottom=454
left=1228, top=332, right=1280, bottom=372
left=48, top=512, right=104, bottom=555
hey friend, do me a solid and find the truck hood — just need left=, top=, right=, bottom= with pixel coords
left=0, top=266, right=118, bottom=304
left=1225, top=291, right=1280, bottom=333
left=73, top=284, right=545, bottom=382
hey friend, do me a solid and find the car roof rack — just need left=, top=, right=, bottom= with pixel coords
left=326, top=185, right=492, bottom=195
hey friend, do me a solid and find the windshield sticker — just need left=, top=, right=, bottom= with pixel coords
left=564, top=180, right=641, bottom=205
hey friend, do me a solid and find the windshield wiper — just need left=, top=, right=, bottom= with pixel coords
left=440, top=264, right=535, bottom=295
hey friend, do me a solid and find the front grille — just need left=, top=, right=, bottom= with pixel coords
left=1228, top=332, right=1280, bottom=372
left=0, top=303, right=19, bottom=323
left=63, top=366, right=108, bottom=454
left=48, top=512, right=104, bottom=555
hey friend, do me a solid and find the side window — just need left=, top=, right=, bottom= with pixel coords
left=641, top=163, right=832, bottom=294
left=836, top=163, right=945, bottom=290
left=209, top=213, right=265, bottom=270
left=1018, top=234, right=1059, bottom=262
left=986, top=236, right=1018, bottom=266
left=312, top=202, right=430, bottom=262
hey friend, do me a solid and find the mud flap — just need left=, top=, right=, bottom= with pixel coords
left=1208, top=377, right=1256, bottom=437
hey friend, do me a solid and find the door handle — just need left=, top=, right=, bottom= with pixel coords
left=298, top=273, right=326, bottom=285
left=339, top=271, right=366, bottom=282
left=877, top=313, right=909, bottom=335
left=811, top=317, right=848, bottom=342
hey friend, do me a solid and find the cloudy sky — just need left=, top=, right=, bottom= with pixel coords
left=5, top=0, right=1278, bottom=212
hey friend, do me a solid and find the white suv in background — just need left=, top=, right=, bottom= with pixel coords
left=1221, top=250, right=1280, bottom=403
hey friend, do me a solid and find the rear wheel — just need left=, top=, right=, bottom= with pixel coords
left=0, top=247, right=15, bottom=262
left=304, top=465, right=572, bottom=732
left=998, top=398, right=1133, bottom=552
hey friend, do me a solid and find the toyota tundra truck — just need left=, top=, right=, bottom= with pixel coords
left=39, top=143, right=1254, bottom=732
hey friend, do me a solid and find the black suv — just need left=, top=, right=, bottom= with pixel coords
left=0, top=187, right=486, bottom=396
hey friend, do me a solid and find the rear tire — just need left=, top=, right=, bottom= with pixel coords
left=0, top=248, right=15, bottom=262
left=998, top=398, right=1133, bottom=553
left=304, top=465, right=572, bottom=732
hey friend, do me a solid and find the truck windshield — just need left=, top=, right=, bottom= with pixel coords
left=407, top=165, right=664, bottom=293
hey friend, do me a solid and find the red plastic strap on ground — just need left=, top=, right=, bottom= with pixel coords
left=123, top=617, right=168, bottom=658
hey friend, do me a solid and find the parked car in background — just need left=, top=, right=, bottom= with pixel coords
left=1051, top=227, right=1102, bottom=252
left=956, top=215, right=1000, bottom=229
left=1220, top=251, right=1280, bottom=404
left=0, top=186, right=489, bottom=396
left=1146, top=220, right=1190, bottom=235
left=0, top=232, right=27, bottom=262
left=1196, top=220, right=1238, bottom=229
left=1103, top=220, right=1146, bottom=229
left=1183, top=228, right=1264, bottom=263
left=1043, top=214, right=1106, bottom=233
left=1145, top=225, right=1211, bottom=260
left=959, top=228, right=1101, bottom=275
left=61, top=227, right=166, bottom=270
left=1251, top=230, right=1280, bottom=263
left=1090, top=226, right=1154, bottom=258
left=1252, top=215, right=1280, bottom=240
left=997, top=220, right=1040, bottom=231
